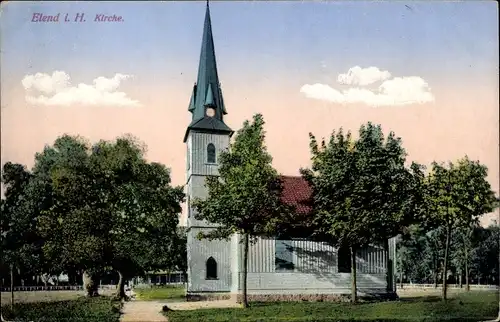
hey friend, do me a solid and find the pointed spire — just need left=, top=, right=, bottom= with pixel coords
left=189, top=2, right=226, bottom=118
left=194, top=0, right=218, bottom=119
left=184, top=2, right=232, bottom=142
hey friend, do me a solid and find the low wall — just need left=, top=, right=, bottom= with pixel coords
left=398, top=283, right=498, bottom=290
left=187, top=292, right=397, bottom=302
left=186, top=293, right=231, bottom=302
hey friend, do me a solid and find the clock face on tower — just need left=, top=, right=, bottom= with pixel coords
left=206, top=107, right=216, bottom=117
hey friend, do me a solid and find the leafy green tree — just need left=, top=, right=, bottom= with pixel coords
left=1, top=162, right=42, bottom=308
left=470, top=225, right=499, bottom=285
left=396, top=224, right=428, bottom=286
left=453, top=157, right=499, bottom=290
left=425, top=158, right=498, bottom=300
left=425, top=162, right=463, bottom=300
left=425, top=227, right=447, bottom=287
left=450, top=224, right=485, bottom=290
left=173, top=227, right=188, bottom=281
left=193, top=114, right=289, bottom=308
left=31, top=135, right=107, bottom=296
left=301, top=122, right=422, bottom=303
left=88, top=137, right=184, bottom=299
left=31, top=134, right=184, bottom=299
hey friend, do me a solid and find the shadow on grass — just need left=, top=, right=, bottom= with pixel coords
left=397, top=295, right=442, bottom=303
left=1, top=296, right=121, bottom=322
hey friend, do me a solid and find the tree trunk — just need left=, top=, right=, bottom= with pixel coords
left=459, top=270, right=463, bottom=288
left=350, top=246, right=357, bottom=303
left=82, top=271, right=99, bottom=297
left=399, top=270, right=403, bottom=289
left=242, top=233, right=249, bottom=308
left=497, top=299, right=500, bottom=322
left=115, top=270, right=126, bottom=300
left=442, top=224, right=451, bottom=301
left=10, top=264, right=14, bottom=310
left=384, top=240, right=392, bottom=293
left=465, top=252, right=470, bottom=292
left=433, top=268, right=438, bottom=288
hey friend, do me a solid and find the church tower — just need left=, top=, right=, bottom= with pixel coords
left=185, top=2, right=234, bottom=296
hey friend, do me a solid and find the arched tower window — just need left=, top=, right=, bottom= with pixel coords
left=206, top=257, right=218, bottom=280
left=207, top=143, right=216, bottom=163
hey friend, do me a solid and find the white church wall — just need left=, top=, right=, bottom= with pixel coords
left=186, top=131, right=230, bottom=228
left=186, top=175, right=219, bottom=228
left=189, top=131, right=230, bottom=176
left=230, top=233, right=241, bottom=293
left=187, top=227, right=232, bottom=292
left=241, top=273, right=386, bottom=295
left=236, top=237, right=389, bottom=294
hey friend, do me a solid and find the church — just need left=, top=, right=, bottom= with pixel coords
left=184, top=2, right=397, bottom=302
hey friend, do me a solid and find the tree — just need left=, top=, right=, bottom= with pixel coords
left=425, top=162, right=463, bottom=301
left=89, top=137, right=184, bottom=299
left=450, top=224, right=486, bottom=290
left=301, top=123, right=421, bottom=303
left=471, top=225, right=499, bottom=285
left=192, top=114, right=289, bottom=308
left=396, top=224, right=430, bottom=286
left=425, top=158, right=498, bottom=301
left=453, top=157, right=499, bottom=291
left=173, top=227, right=188, bottom=281
left=31, top=134, right=184, bottom=299
left=31, top=135, right=108, bottom=296
left=424, top=227, right=447, bottom=287
left=1, top=162, right=41, bottom=308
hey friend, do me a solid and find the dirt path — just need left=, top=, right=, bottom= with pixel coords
left=120, top=301, right=168, bottom=322
left=120, top=299, right=241, bottom=321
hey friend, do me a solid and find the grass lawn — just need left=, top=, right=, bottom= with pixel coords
left=1, top=296, right=121, bottom=322
left=135, top=284, right=186, bottom=301
left=165, top=291, right=498, bottom=322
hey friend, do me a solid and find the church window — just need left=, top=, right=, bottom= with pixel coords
left=207, top=143, right=216, bottom=163
left=275, top=240, right=295, bottom=271
left=337, top=246, right=352, bottom=273
left=206, top=257, right=218, bottom=280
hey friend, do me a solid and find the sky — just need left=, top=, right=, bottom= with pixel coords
left=1, top=1, right=498, bottom=226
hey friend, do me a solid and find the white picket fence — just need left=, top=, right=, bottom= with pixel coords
left=399, top=283, right=498, bottom=290
left=0, top=284, right=118, bottom=292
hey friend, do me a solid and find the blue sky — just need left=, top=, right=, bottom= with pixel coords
left=1, top=1, right=498, bottom=87
left=2, top=1, right=499, bottom=226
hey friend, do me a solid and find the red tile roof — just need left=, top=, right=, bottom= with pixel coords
left=280, top=176, right=312, bottom=214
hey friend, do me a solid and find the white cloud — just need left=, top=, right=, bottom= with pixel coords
left=337, top=66, right=391, bottom=86
left=22, top=71, right=141, bottom=107
left=301, top=67, right=434, bottom=107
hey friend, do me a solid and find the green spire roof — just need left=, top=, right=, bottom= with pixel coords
left=184, top=1, right=232, bottom=142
